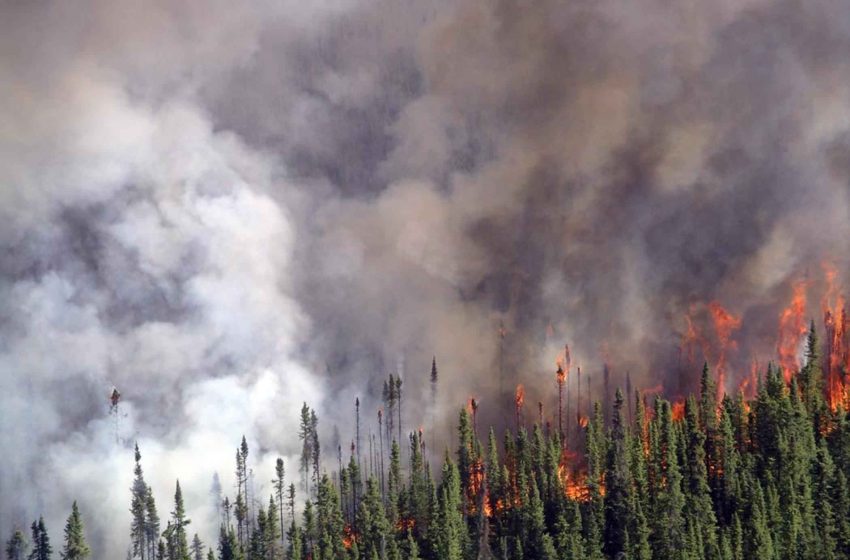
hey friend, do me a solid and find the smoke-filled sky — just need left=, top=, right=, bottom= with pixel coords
left=2, top=0, right=850, bottom=555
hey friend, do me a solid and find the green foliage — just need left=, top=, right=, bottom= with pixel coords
left=60, top=502, right=89, bottom=560
left=36, top=346, right=850, bottom=560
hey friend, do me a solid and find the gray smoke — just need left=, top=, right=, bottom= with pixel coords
left=2, top=0, right=850, bottom=556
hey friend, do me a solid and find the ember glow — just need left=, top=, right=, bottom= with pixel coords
left=777, top=280, right=808, bottom=381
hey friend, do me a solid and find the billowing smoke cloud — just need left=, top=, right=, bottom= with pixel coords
left=3, top=0, right=850, bottom=555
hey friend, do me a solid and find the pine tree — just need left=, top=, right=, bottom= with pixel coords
left=60, top=502, right=89, bottom=560
left=648, top=399, right=687, bottom=559
left=273, top=458, right=285, bottom=553
left=683, top=396, right=720, bottom=559
left=299, top=404, right=313, bottom=496
left=264, top=496, right=281, bottom=560
left=146, top=487, right=161, bottom=560
left=316, top=475, right=346, bottom=560
left=217, top=526, right=241, bottom=560
left=170, top=481, right=191, bottom=560
left=604, top=389, right=633, bottom=558
left=131, top=443, right=150, bottom=560
left=284, top=521, right=301, bottom=560
left=310, top=410, right=321, bottom=497
left=429, top=457, right=464, bottom=560
left=28, top=517, right=51, bottom=560
left=584, top=402, right=605, bottom=559
left=191, top=535, right=203, bottom=560
left=6, top=530, right=26, bottom=560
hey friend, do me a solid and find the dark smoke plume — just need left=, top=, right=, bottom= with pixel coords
left=2, top=0, right=850, bottom=556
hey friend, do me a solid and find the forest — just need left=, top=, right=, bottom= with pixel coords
left=8, top=324, right=850, bottom=560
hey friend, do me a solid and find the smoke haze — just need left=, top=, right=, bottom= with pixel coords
left=2, top=0, right=850, bottom=556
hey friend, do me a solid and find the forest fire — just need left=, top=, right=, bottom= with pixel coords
left=395, top=517, right=415, bottom=532
left=822, top=263, right=848, bottom=411
left=559, top=465, right=590, bottom=502
left=708, top=301, right=741, bottom=400
left=777, top=280, right=808, bottom=381
left=514, top=384, right=525, bottom=428
left=671, top=400, right=685, bottom=422
left=342, top=525, right=356, bottom=549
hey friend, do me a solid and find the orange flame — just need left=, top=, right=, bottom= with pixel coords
left=342, top=525, right=356, bottom=549
left=515, top=384, right=525, bottom=408
left=739, top=359, right=759, bottom=400
left=708, top=301, right=742, bottom=400
left=777, top=280, right=808, bottom=382
left=672, top=400, right=685, bottom=422
left=395, top=518, right=415, bottom=532
left=823, top=262, right=848, bottom=411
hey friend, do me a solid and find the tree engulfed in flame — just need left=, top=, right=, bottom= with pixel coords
left=777, top=280, right=808, bottom=382
left=822, top=263, right=850, bottom=412
left=342, top=525, right=356, bottom=549
left=708, top=301, right=742, bottom=400
left=671, top=400, right=685, bottom=422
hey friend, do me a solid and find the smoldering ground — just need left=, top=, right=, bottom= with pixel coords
left=2, top=0, right=850, bottom=556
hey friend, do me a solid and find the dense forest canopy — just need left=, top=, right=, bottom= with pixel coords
left=10, top=325, right=850, bottom=560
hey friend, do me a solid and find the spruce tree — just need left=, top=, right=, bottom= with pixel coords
left=191, top=535, right=203, bottom=560
left=131, top=443, right=150, bottom=560
left=316, top=475, right=346, bottom=560
left=170, top=481, right=191, bottom=560
left=28, top=517, right=51, bottom=560
left=273, top=458, right=285, bottom=553
left=683, top=396, right=720, bottom=559
left=604, top=389, right=633, bottom=558
left=430, top=456, right=465, bottom=560
left=6, top=530, right=26, bottom=560
left=60, top=502, right=89, bottom=560
left=145, top=487, right=161, bottom=560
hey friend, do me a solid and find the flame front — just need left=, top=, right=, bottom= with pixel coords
left=823, top=262, right=849, bottom=411
left=708, top=301, right=742, bottom=400
left=777, top=280, right=808, bottom=382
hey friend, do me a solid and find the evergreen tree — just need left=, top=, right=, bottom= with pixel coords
left=169, top=481, right=191, bottom=560
left=273, top=459, right=285, bottom=553
left=299, top=404, right=313, bottom=496
left=683, top=396, right=720, bottom=559
left=316, top=475, right=346, bottom=560
left=604, top=389, right=633, bottom=558
left=60, top=502, right=89, bottom=560
left=217, top=526, right=241, bottom=560
left=6, top=530, right=26, bottom=560
left=191, top=535, right=203, bottom=560
left=131, top=443, right=150, bottom=560
left=28, top=517, right=51, bottom=560
left=145, top=487, right=161, bottom=560
left=429, top=456, right=464, bottom=560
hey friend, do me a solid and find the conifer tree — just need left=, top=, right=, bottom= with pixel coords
left=584, top=402, right=605, bottom=559
left=429, top=457, right=464, bottom=560
left=28, top=517, right=51, bottom=560
left=145, top=487, right=161, bottom=560
left=273, top=458, right=285, bottom=553
left=217, top=526, right=241, bottom=560
left=131, top=443, right=150, bottom=560
left=316, top=475, right=346, bottom=560
left=6, top=530, right=26, bottom=560
left=169, top=481, right=191, bottom=560
left=604, top=389, right=633, bottom=558
left=299, top=404, right=313, bottom=496
left=683, top=396, right=720, bottom=559
left=60, top=502, right=89, bottom=560
left=191, top=535, right=203, bottom=560
left=648, top=399, right=686, bottom=559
